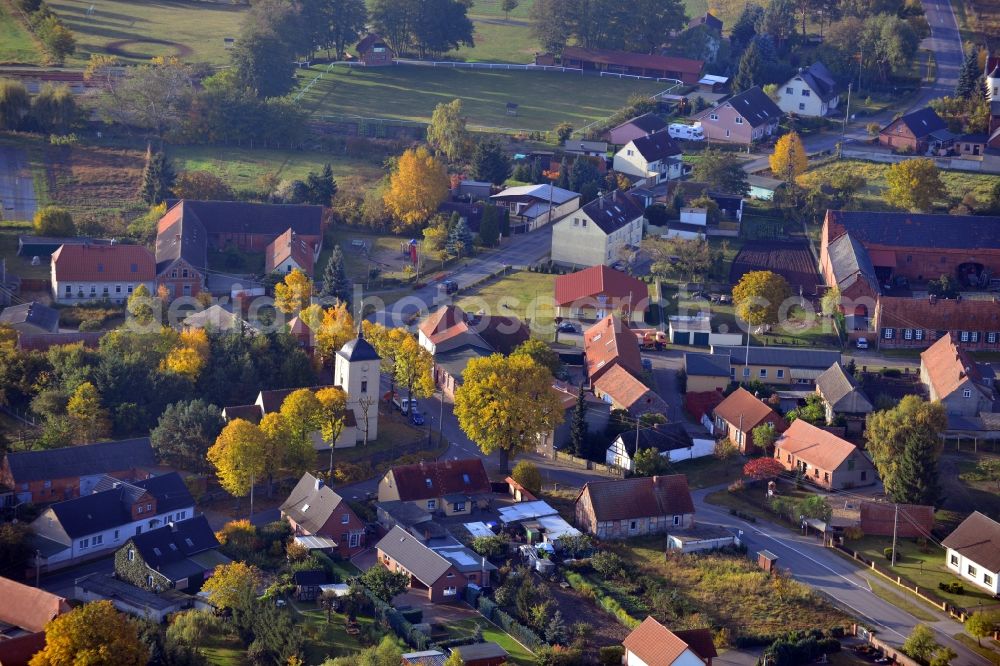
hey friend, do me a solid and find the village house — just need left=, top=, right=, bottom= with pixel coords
left=551, top=190, right=645, bottom=267
left=563, top=140, right=608, bottom=158
left=623, top=617, right=717, bottom=666
left=0, top=302, right=59, bottom=335
left=712, top=346, right=842, bottom=386
left=280, top=473, right=367, bottom=558
left=548, top=46, right=704, bottom=84
left=30, top=472, right=195, bottom=571
left=692, top=86, right=783, bottom=145
left=942, top=511, right=1000, bottom=595
left=607, top=113, right=668, bottom=146
left=773, top=420, right=877, bottom=490
left=612, top=131, right=683, bottom=185
left=814, top=362, right=873, bottom=430
left=355, top=33, right=393, bottom=66
left=264, top=228, right=315, bottom=275
left=155, top=202, right=208, bottom=298
left=489, top=184, right=581, bottom=231
left=775, top=62, right=840, bottom=117
left=451, top=643, right=510, bottom=666
left=538, top=380, right=610, bottom=456
left=0, top=577, right=71, bottom=666
left=583, top=315, right=667, bottom=416
left=0, top=437, right=156, bottom=506
left=820, top=210, right=1000, bottom=350
left=684, top=352, right=732, bottom=393
left=553, top=264, right=649, bottom=323
left=74, top=573, right=192, bottom=623
left=920, top=334, right=997, bottom=416
left=711, top=387, right=786, bottom=454
left=377, top=459, right=492, bottom=517
left=374, top=526, right=468, bottom=602
left=606, top=423, right=714, bottom=472
left=50, top=243, right=155, bottom=304
left=182, top=304, right=255, bottom=334
left=113, top=515, right=229, bottom=593
left=878, top=107, right=950, bottom=154
left=575, top=474, right=694, bottom=539
left=222, top=385, right=357, bottom=446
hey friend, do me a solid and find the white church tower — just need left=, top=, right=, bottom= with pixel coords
left=335, top=326, right=381, bottom=443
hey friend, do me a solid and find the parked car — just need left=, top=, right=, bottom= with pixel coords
left=410, top=410, right=425, bottom=425
left=442, top=279, right=458, bottom=294
left=392, top=395, right=418, bottom=414
left=557, top=321, right=578, bottom=333
left=856, top=337, right=869, bottom=350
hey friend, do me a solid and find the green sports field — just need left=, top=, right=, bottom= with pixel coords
left=296, top=64, right=667, bottom=132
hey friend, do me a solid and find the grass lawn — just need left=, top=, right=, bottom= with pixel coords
left=167, top=145, right=386, bottom=193
left=297, top=65, right=665, bottom=132
left=844, top=535, right=1000, bottom=612
left=0, top=0, right=42, bottom=64
left=202, top=635, right=246, bottom=666
left=0, top=221, right=51, bottom=279
left=953, top=634, right=1000, bottom=666
left=951, top=452, right=1000, bottom=518
left=454, top=16, right=539, bottom=64
left=861, top=573, right=939, bottom=622
left=449, top=616, right=536, bottom=666
left=49, top=0, right=245, bottom=66
left=323, top=227, right=413, bottom=284
left=455, top=269, right=556, bottom=333
left=295, top=604, right=381, bottom=663
left=668, top=455, right=742, bottom=490
left=330, top=416, right=444, bottom=467
left=799, top=160, right=999, bottom=211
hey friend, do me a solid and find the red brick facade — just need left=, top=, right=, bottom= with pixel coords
left=287, top=506, right=367, bottom=559
left=0, top=465, right=149, bottom=504
left=156, top=258, right=205, bottom=299
left=377, top=550, right=466, bottom=603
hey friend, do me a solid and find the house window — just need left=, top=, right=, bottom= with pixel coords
left=848, top=459, right=855, bottom=471
left=115, top=285, right=121, bottom=293
left=743, top=367, right=750, bottom=377
left=79, top=538, right=89, bottom=549
left=787, top=454, right=792, bottom=462
left=824, top=473, right=829, bottom=482
left=102, top=286, right=109, bottom=294
left=182, top=269, right=188, bottom=278
left=725, top=129, right=731, bottom=137
left=447, top=572, right=455, bottom=578
left=904, top=329, right=913, bottom=340
left=961, top=331, right=969, bottom=342
left=968, top=564, right=978, bottom=576
left=147, top=575, right=154, bottom=587
left=114, top=530, right=119, bottom=540
left=989, top=332, right=998, bottom=344
left=759, top=368, right=767, bottom=378
left=146, top=503, right=152, bottom=511
left=346, top=533, right=360, bottom=548
left=730, top=368, right=736, bottom=378
left=341, top=513, right=350, bottom=524
left=709, top=113, right=719, bottom=121
left=799, top=103, right=806, bottom=111
left=626, top=149, right=633, bottom=156
left=861, top=471, right=867, bottom=481
left=444, top=587, right=457, bottom=596
left=883, top=328, right=894, bottom=340
left=785, top=87, right=793, bottom=94
left=92, top=535, right=103, bottom=546
left=171, top=270, right=177, bottom=278
left=43, top=480, right=52, bottom=488
left=427, top=499, right=437, bottom=510
left=963, top=389, right=972, bottom=398
left=137, top=505, right=144, bottom=514
left=802, top=89, right=810, bottom=97
left=673, top=515, right=680, bottom=526
left=128, top=549, right=135, bottom=561
left=776, top=369, right=784, bottom=379
left=985, top=573, right=994, bottom=586
left=814, top=468, right=819, bottom=477
left=176, top=511, right=185, bottom=520
left=971, top=332, right=979, bottom=342
left=915, top=329, right=924, bottom=341
left=735, top=117, right=743, bottom=125
left=361, top=380, right=368, bottom=393
left=454, top=502, right=466, bottom=512
left=629, top=520, right=638, bottom=530
left=65, top=285, right=71, bottom=294
left=127, top=285, right=134, bottom=293
left=950, top=553, right=959, bottom=565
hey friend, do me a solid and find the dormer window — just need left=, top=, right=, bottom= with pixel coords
left=153, top=547, right=162, bottom=556
left=184, top=538, right=194, bottom=547
left=302, top=503, right=310, bottom=511
left=963, top=389, right=972, bottom=398
left=735, top=117, right=743, bottom=124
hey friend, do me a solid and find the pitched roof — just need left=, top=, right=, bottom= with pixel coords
left=255, top=384, right=337, bottom=414
left=453, top=643, right=509, bottom=661
left=713, top=346, right=842, bottom=370
left=0, top=576, right=70, bottom=633
left=628, top=131, right=682, bottom=162
left=221, top=404, right=263, bottom=423
left=356, top=33, right=390, bottom=54
left=775, top=419, right=860, bottom=471
left=375, top=526, right=453, bottom=586
left=51, top=243, right=155, bottom=282
left=685, top=352, right=731, bottom=377
left=40, top=472, right=193, bottom=539
left=617, top=422, right=693, bottom=455
left=579, top=190, right=645, bottom=234
left=815, top=363, right=873, bottom=413
left=265, top=228, right=315, bottom=274
left=553, top=265, right=648, bottom=309
left=719, top=86, right=783, bottom=127
left=490, top=184, right=580, bottom=205
left=160, top=200, right=323, bottom=238
left=0, top=301, right=59, bottom=333
left=878, top=295, right=1000, bottom=333
left=793, top=62, right=839, bottom=101
left=476, top=315, right=530, bottom=355
left=15, top=331, right=103, bottom=352
left=384, top=459, right=491, bottom=502
left=583, top=315, right=643, bottom=381
left=674, top=629, right=718, bottom=661
left=593, top=364, right=667, bottom=414
left=921, top=333, right=991, bottom=400
left=624, top=617, right=692, bottom=666
left=824, top=210, right=1000, bottom=250
left=564, top=140, right=608, bottom=153
left=826, top=233, right=880, bottom=295
left=280, top=473, right=349, bottom=535
left=561, top=46, right=704, bottom=76
left=155, top=201, right=208, bottom=274
left=889, top=107, right=947, bottom=138
left=3, top=438, right=155, bottom=483
left=183, top=304, right=253, bottom=333
left=611, top=112, right=668, bottom=135
left=338, top=328, right=381, bottom=362
left=419, top=305, right=472, bottom=344
left=713, top=387, right=778, bottom=430
left=128, top=515, right=222, bottom=581
left=578, top=474, right=694, bottom=522
left=942, top=511, right=1000, bottom=573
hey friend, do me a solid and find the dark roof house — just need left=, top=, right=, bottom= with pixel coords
left=576, top=475, right=694, bottom=523
left=0, top=302, right=59, bottom=334
left=2, top=438, right=156, bottom=490
left=607, top=113, right=668, bottom=145
left=630, top=132, right=682, bottom=163
left=615, top=422, right=694, bottom=456
left=815, top=362, right=873, bottom=415
left=579, top=190, right=645, bottom=235
left=116, top=515, right=228, bottom=590
left=723, top=87, right=784, bottom=127
left=378, top=459, right=492, bottom=503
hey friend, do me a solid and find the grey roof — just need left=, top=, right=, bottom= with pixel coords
left=41, top=472, right=193, bottom=539
left=433, top=545, right=498, bottom=573
left=713, top=346, right=841, bottom=370
left=891, top=107, right=947, bottom=139
left=155, top=208, right=207, bottom=274
left=163, top=200, right=323, bottom=237
left=491, top=184, right=580, bottom=205
left=724, top=86, right=783, bottom=127
left=815, top=363, right=873, bottom=414
left=564, top=140, right=608, bottom=153
left=795, top=62, right=839, bottom=102
left=612, top=112, right=667, bottom=134
left=183, top=305, right=254, bottom=333
left=685, top=352, right=731, bottom=377
left=0, top=302, right=59, bottom=333
left=453, top=643, right=509, bottom=661
left=75, top=573, right=190, bottom=612
left=3, top=438, right=155, bottom=483
left=374, top=526, right=453, bottom=586
left=580, top=190, right=645, bottom=234
left=941, top=512, right=1000, bottom=573
left=618, top=422, right=693, bottom=454
left=629, top=131, right=682, bottom=162
left=826, top=210, right=1000, bottom=250
left=280, top=473, right=349, bottom=535
left=434, top=344, right=491, bottom=383
left=338, top=329, right=380, bottom=362
left=377, top=500, right=432, bottom=527
left=826, top=233, right=880, bottom=294
left=127, top=515, right=223, bottom=582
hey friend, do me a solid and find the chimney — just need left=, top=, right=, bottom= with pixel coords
left=314, top=477, right=324, bottom=491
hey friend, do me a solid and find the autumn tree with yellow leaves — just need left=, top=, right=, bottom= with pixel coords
left=394, top=335, right=435, bottom=407
left=732, top=270, right=793, bottom=329
left=885, top=158, right=947, bottom=212
left=362, top=321, right=410, bottom=398
left=383, top=147, right=449, bottom=233
left=769, top=131, right=808, bottom=184
left=30, top=601, right=148, bottom=666
left=316, top=386, right=348, bottom=476
left=274, top=268, right=312, bottom=315
left=207, top=418, right=266, bottom=516
left=66, top=381, right=111, bottom=444
left=300, top=302, right=355, bottom=367
left=163, top=328, right=210, bottom=380
left=201, top=561, right=262, bottom=612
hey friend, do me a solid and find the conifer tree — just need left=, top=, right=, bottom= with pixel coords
left=305, top=163, right=337, bottom=206
left=546, top=610, right=567, bottom=644
left=894, top=431, right=941, bottom=506
left=320, top=244, right=352, bottom=309
left=570, top=383, right=589, bottom=457
left=139, top=146, right=175, bottom=205
left=955, top=50, right=982, bottom=99
left=446, top=218, right=473, bottom=258
left=555, top=157, right=570, bottom=190
left=732, top=38, right=763, bottom=93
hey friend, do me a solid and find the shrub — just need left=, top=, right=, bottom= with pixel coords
left=883, top=547, right=894, bottom=561
left=591, top=551, right=625, bottom=579
left=599, top=646, right=625, bottom=666
left=33, top=206, right=75, bottom=237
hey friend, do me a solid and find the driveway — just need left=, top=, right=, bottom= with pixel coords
left=0, top=145, right=37, bottom=222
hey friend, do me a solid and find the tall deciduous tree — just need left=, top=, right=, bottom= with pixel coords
left=770, top=131, right=808, bottom=184
left=202, top=562, right=262, bottom=611
left=67, top=381, right=111, bottom=444
left=275, top=269, right=313, bottom=315
left=732, top=270, right=792, bottom=328
left=902, top=625, right=938, bottom=664
left=511, top=338, right=560, bottom=376
left=302, top=302, right=355, bottom=366
left=316, top=386, right=347, bottom=474
left=885, top=159, right=947, bottom=212
left=0, top=79, right=30, bottom=131
left=692, top=148, right=750, bottom=195
left=126, top=284, right=157, bottom=325
left=317, top=0, right=368, bottom=59
left=172, top=171, right=234, bottom=201
left=95, top=58, right=194, bottom=138
left=30, top=602, right=148, bottom=666
left=394, top=336, right=435, bottom=406
left=501, top=0, right=519, bottom=20
left=150, top=399, right=224, bottom=472
left=231, top=0, right=302, bottom=98
left=865, top=396, right=946, bottom=503
left=358, top=566, right=409, bottom=602
left=384, top=146, right=450, bottom=231
left=454, top=354, right=564, bottom=472
left=31, top=83, right=78, bottom=133
left=320, top=244, right=353, bottom=308
left=427, top=99, right=471, bottom=162
left=207, top=419, right=267, bottom=500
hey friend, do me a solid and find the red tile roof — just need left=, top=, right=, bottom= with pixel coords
left=920, top=333, right=984, bottom=399
left=384, top=458, right=491, bottom=502
left=623, top=617, right=711, bottom=666
left=553, top=265, right=649, bottom=312
left=51, top=243, right=155, bottom=282
left=879, top=296, right=1000, bottom=333
left=562, top=46, right=704, bottom=75
left=593, top=364, right=667, bottom=414
left=713, top=387, right=779, bottom=431
left=0, top=576, right=70, bottom=633
left=578, top=474, right=694, bottom=522
left=774, top=419, right=859, bottom=471
left=419, top=305, right=470, bottom=344
left=265, top=228, right=315, bottom=274
left=583, top=315, right=642, bottom=382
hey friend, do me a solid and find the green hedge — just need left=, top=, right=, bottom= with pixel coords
left=475, top=595, right=543, bottom=650
left=563, top=571, right=641, bottom=629
left=361, top=586, right=431, bottom=650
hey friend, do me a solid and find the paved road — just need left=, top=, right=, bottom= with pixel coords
left=369, top=226, right=553, bottom=328
left=0, top=145, right=37, bottom=222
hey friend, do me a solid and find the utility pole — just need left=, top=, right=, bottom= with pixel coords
left=891, top=503, right=899, bottom=567
left=840, top=82, right=852, bottom=159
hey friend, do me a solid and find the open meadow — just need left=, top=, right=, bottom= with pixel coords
left=0, top=0, right=41, bottom=64
left=297, top=64, right=666, bottom=132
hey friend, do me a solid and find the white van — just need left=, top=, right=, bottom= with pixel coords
left=392, top=395, right=418, bottom=414
left=668, top=123, right=705, bottom=141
